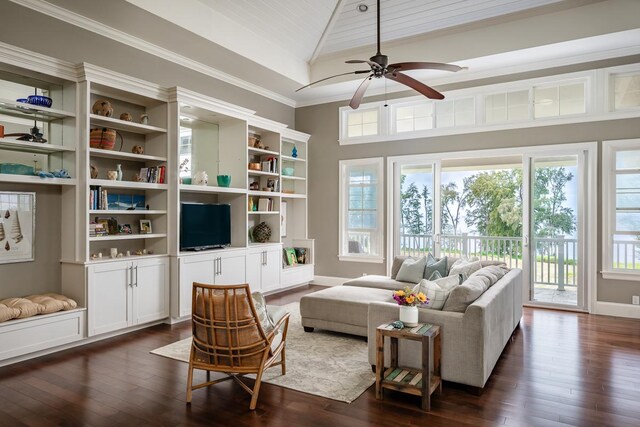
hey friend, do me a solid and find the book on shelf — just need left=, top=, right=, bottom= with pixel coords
left=260, top=156, right=278, bottom=174
left=257, top=198, right=272, bottom=212
left=89, top=186, right=109, bottom=210
left=138, top=166, right=166, bottom=184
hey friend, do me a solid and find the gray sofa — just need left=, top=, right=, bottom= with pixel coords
left=300, top=259, right=522, bottom=389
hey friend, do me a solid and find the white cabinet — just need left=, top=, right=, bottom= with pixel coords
left=246, top=245, right=282, bottom=292
left=175, top=249, right=247, bottom=318
left=88, top=257, right=169, bottom=336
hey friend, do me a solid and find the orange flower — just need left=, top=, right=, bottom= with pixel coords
left=417, top=293, right=427, bottom=302
left=405, top=295, right=415, bottom=304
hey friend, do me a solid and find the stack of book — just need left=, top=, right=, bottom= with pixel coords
left=257, top=198, right=274, bottom=212
left=89, top=222, right=108, bottom=237
left=139, top=165, right=166, bottom=183
left=261, top=157, right=278, bottom=173
left=89, top=186, right=108, bottom=210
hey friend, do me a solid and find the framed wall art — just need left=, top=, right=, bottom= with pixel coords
left=0, top=191, right=35, bottom=264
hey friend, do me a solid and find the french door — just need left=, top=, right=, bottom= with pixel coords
left=523, top=148, right=593, bottom=310
left=390, top=143, right=596, bottom=312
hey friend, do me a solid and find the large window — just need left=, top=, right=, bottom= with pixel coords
left=339, top=158, right=384, bottom=262
left=603, top=139, right=640, bottom=278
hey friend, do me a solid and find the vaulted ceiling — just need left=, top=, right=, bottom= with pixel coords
left=11, top=0, right=640, bottom=107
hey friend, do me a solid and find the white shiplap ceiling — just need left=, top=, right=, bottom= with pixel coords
left=321, top=0, right=563, bottom=56
left=198, top=0, right=338, bottom=62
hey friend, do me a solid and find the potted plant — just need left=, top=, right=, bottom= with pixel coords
left=392, top=287, right=429, bottom=327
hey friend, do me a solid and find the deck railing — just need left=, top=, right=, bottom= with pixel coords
left=398, top=233, right=579, bottom=289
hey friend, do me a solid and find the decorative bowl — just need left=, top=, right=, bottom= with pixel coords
left=217, top=175, right=231, bottom=187
left=248, top=162, right=261, bottom=171
left=282, top=167, right=295, bottom=176
left=27, top=95, right=53, bottom=108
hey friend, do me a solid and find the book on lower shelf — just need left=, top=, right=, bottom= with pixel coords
left=138, top=165, right=166, bottom=183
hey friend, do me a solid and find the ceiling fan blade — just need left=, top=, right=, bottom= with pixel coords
left=346, top=59, right=382, bottom=69
left=349, top=75, right=373, bottom=109
left=386, top=71, right=444, bottom=100
left=296, top=70, right=370, bottom=92
left=388, top=62, right=466, bottom=73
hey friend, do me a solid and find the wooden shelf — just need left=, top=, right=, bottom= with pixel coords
left=180, top=184, right=247, bottom=195
left=381, top=367, right=441, bottom=396
left=89, top=179, right=167, bottom=190
left=248, top=190, right=280, bottom=197
left=0, top=97, right=75, bottom=121
left=248, top=211, right=279, bottom=215
left=89, top=210, right=166, bottom=215
left=0, top=174, right=76, bottom=186
left=248, top=147, right=279, bottom=156
left=0, top=138, right=74, bottom=154
left=281, top=193, right=306, bottom=199
left=281, top=155, right=305, bottom=162
left=89, top=148, right=166, bottom=162
left=247, top=170, right=279, bottom=177
left=89, top=233, right=167, bottom=241
left=89, top=114, right=167, bottom=134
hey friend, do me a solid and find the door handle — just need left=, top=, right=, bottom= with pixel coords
left=219, top=258, right=222, bottom=277
left=523, top=236, right=529, bottom=248
left=435, top=233, right=441, bottom=244
left=129, top=265, right=133, bottom=287
left=134, top=265, right=138, bottom=287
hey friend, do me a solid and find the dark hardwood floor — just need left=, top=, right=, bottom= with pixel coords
left=1, top=285, right=639, bottom=426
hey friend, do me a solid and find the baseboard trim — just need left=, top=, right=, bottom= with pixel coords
left=311, top=275, right=349, bottom=286
left=594, top=301, right=640, bottom=319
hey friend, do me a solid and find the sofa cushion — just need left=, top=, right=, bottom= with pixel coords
left=390, top=256, right=412, bottom=279
left=412, top=275, right=460, bottom=310
left=25, top=295, right=65, bottom=314
left=343, top=275, right=415, bottom=291
left=442, top=265, right=510, bottom=312
left=396, top=256, right=427, bottom=283
left=424, top=256, right=447, bottom=280
left=449, top=257, right=482, bottom=278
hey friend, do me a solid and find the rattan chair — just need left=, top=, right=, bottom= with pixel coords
left=186, top=283, right=290, bottom=410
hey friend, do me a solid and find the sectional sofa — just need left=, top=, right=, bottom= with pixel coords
left=300, top=258, right=523, bottom=390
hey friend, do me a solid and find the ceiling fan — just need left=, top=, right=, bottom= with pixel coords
left=296, top=0, right=466, bottom=109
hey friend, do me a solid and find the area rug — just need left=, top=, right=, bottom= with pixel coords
left=150, top=302, right=375, bottom=403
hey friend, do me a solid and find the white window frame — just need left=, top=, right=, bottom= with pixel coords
left=391, top=100, right=434, bottom=134
left=339, top=105, right=384, bottom=142
left=338, top=157, right=384, bottom=263
left=602, top=138, right=640, bottom=281
left=606, top=63, right=640, bottom=113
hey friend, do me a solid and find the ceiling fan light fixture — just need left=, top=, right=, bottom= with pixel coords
left=357, top=4, right=368, bottom=13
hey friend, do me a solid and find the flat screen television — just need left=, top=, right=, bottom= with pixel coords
left=180, top=203, right=231, bottom=251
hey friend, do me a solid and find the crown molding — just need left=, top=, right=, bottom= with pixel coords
left=80, top=63, right=169, bottom=101
left=0, top=41, right=78, bottom=82
left=247, top=116, right=288, bottom=133
left=281, top=128, right=311, bottom=143
left=9, top=0, right=297, bottom=108
left=169, top=87, right=256, bottom=120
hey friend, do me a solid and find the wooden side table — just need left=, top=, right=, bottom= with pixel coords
left=375, top=322, right=441, bottom=411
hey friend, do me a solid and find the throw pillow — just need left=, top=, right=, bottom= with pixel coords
left=424, top=256, right=447, bottom=280
left=442, top=265, right=510, bottom=312
left=395, top=256, right=427, bottom=284
left=390, top=256, right=412, bottom=279
left=413, top=275, right=460, bottom=310
left=448, top=257, right=482, bottom=278
left=428, top=270, right=442, bottom=280
left=251, top=292, right=275, bottom=335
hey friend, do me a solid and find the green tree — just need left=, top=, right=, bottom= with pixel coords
left=533, top=167, right=575, bottom=237
left=421, top=184, right=433, bottom=234
left=402, top=182, right=424, bottom=234
left=441, top=182, right=468, bottom=235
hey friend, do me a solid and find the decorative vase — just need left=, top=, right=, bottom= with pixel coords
left=107, top=170, right=117, bottom=180
left=292, top=146, right=298, bottom=158
left=92, top=99, right=113, bottom=117
left=217, top=174, right=231, bottom=187
left=399, top=306, right=418, bottom=327
left=252, top=221, right=271, bottom=243
left=193, top=171, right=208, bottom=186
left=116, top=164, right=123, bottom=181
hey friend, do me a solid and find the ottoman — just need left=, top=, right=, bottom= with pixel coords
left=300, top=286, right=393, bottom=337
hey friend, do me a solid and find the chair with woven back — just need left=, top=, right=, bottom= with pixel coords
left=186, top=282, right=290, bottom=410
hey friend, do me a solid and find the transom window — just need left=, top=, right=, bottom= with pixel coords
left=395, top=102, right=433, bottom=133
left=346, top=108, right=378, bottom=138
left=533, top=82, right=586, bottom=118
left=435, top=98, right=475, bottom=128
left=612, top=73, right=640, bottom=110
left=485, top=90, right=529, bottom=123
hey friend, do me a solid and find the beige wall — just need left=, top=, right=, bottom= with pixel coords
left=0, top=1, right=294, bottom=127
left=0, top=184, right=62, bottom=299
left=297, top=78, right=640, bottom=306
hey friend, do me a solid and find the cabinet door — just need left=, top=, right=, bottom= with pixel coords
left=133, top=257, right=170, bottom=325
left=216, top=252, right=246, bottom=285
left=245, top=251, right=262, bottom=292
left=87, top=261, right=131, bottom=336
left=261, top=248, right=282, bottom=292
left=179, top=255, right=216, bottom=317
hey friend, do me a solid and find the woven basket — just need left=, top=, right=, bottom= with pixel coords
left=90, top=128, right=123, bottom=151
left=252, top=222, right=271, bottom=243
